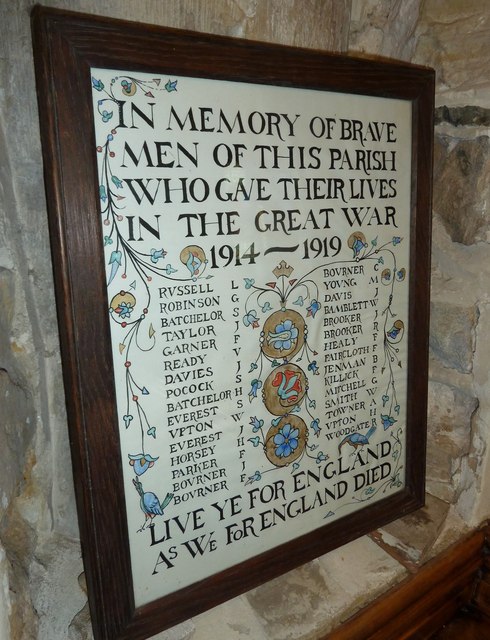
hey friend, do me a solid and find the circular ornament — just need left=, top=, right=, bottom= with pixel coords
left=264, top=415, right=307, bottom=467
left=263, top=363, right=307, bottom=415
left=180, top=245, right=206, bottom=277
left=381, top=268, right=392, bottom=284
left=109, top=291, right=137, bottom=320
left=261, top=309, right=305, bottom=360
left=347, top=231, right=368, bottom=259
left=121, top=79, right=137, bottom=96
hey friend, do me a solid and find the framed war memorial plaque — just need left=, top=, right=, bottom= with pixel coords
left=32, top=7, right=434, bottom=640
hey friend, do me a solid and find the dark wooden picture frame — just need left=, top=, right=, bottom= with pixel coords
left=31, top=6, right=434, bottom=640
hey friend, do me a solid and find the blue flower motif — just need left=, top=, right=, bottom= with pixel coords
left=293, top=296, right=304, bottom=306
left=150, top=248, right=167, bottom=263
left=116, top=301, right=134, bottom=319
left=99, top=184, right=107, bottom=202
left=103, top=235, right=113, bottom=246
left=244, top=278, right=255, bottom=289
left=128, top=452, right=158, bottom=476
left=165, top=264, right=177, bottom=275
left=261, top=302, right=272, bottom=312
left=92, top=77, right=104, bottom=91
left=267, top=319, right=298, bottom=351
left=273, top=423, right=299, bottom=458
left=248, top=378, right=262, bottom=401
left=243, top=310, right=259, bottom=328
left=250, top=416, right=264, bottom=432
left=308, top=360, right=319, bottom=375
left=381, top=414, right=396, bottom=430
left=248, top=436, right=261, bottom=447
left=101, top=110, right=113, bottom=123
left=310, top=418, right=320, bottom=435
left=165, top=79, right=178, bottom=92
left=111, top=175, right=123, bottom=189
left=246, top=470, right=261, bottom=484
left=123, top=414, right=133, bottom=428
left=147, top=426, right=156, bottom=438
left=392, top=236, right=402, bottom=246
left=316, top=451, right=327, bottom=464
left=307, top=299, right=320, bottom=317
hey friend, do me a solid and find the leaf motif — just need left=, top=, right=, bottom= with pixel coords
left=109, top=251, right=121, bottom=266
left=108, top=250, right=122, bottom=285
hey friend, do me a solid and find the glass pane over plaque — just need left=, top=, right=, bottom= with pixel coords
left=90, top=68, right=411, bottom=606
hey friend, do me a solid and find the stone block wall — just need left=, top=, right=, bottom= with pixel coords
left=0, top=1, right=489, bottom=638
